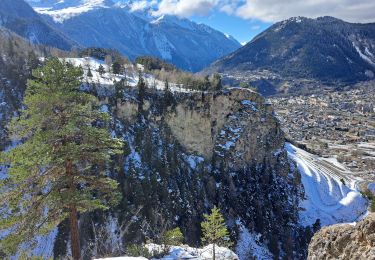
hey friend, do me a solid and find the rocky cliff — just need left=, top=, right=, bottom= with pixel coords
left=308, top=213, right=375, bottom=259
left=0, top=46, right=307, bottom=258
left=51, top=86, right=306, bottom=259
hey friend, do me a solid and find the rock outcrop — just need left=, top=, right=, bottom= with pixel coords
left=308, top=213, right=375, bottom=260
left=73, top=87, right=304, bottom=259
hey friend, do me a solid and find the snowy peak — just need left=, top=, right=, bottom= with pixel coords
left=29, top=0, right=114, bottom=22
left=0, top=0, right=76, bottom=50
left=25, top=0, right=241, bottom=71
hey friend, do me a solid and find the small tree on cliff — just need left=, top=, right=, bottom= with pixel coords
left=0, top=58, right=123, bottom=259
left=201, top=206, right=232, bottom=260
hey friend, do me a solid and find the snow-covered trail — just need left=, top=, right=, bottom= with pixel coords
left=285, top=143, right=368, bottom=227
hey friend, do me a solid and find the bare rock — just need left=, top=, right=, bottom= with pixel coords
left=308, top=213, right=375, bottom=260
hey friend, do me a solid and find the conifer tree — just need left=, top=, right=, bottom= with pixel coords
left=163, top=78, right=174, bottom=109
left=87, top=66, right=93, bottom=77
left=26, top=51, right=40, bottom=72
left=201, top=206, right=231, bottom=260
left=162, top=227, right=184, bottom=246
left=98, top=64, right=105, bottom=76
left=112, top=61, right=121, bottom=75
left=137, top=70, right=146, bottom=113
left=0, top=58, right=123, bottom=259
left=161, top=227, right=184, bottom=254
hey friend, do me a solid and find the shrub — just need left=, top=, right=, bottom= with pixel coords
left=161, top=227, right=184, bottom=246
left=126, top=244, right=152, bottom=258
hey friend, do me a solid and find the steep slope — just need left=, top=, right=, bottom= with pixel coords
left=26, top=0, right=241, bottom=72
left=286, top=143, right=368, bottom=227
left=0, top=0, right=76, bottom=50
left=207, top=16, right=375, bottom=85
left=308, top=213, right=375, bottom=259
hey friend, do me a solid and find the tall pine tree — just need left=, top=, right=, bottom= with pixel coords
left=201, top=206, right=232, bottom=260
left=0, top=58, right=123, bottom=259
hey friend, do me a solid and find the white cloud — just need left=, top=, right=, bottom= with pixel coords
left=152, top=0, right=218, bottom=17
left=129, top=0, right=375, bottom=23
left=235, top=0, right=375, bottom=23
left=220, top=4, right=235, bottom=15
left=129, top=0, right=158, bottom=12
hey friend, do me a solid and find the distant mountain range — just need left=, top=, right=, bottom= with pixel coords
left=21, top=0, right=241, bottom=72
left=0, top=0, right=76, bottom=50
left=207, top=16, right=375, bottom=89
left=3, top=1, right=375, bottom=87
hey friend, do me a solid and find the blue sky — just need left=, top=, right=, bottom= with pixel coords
left=129, top=0, right=375, bottom=44
left=191, top=13, right=271, bottom=44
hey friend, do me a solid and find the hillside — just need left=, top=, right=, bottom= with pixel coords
left=206, top=16, right=375, bottom=93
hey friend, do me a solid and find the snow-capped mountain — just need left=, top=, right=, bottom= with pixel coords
left=26, top=0, right=241, bottom=72
left=0, top=0, right=76, bottom=50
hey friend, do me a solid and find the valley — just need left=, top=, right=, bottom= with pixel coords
left=269, top=83, right=375, bottom=186
left=0, top=1, right=374, bottom=259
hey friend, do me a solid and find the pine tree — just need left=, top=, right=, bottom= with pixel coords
left=162, top=227, right=184, bottom=246
left=201, top=206, right=232, bottom=260
left=161, top=227, right=184, bottom=254
left=163, top=78, right=174, bottom=109
left=0, top=58, right=123, bottom=259
left=87, top=66, right=93, bottom=77
left=26, top=51, right=40, bottom=72
left=137, top=70, right=146, bottom=113
left=98, top=64, right=105, bottom=76
left=112, top=61, right=121, bottom=75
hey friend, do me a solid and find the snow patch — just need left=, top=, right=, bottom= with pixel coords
left=34, top=0, right=111, bottom=23
left=352, top=42, right=375, bottom=67
left=236, top=224, right=272, bottom=260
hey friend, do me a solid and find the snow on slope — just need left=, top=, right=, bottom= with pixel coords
left=352, top=42, right=375, bottom=67
left=236, top=223, right=272, bottom=260
left=34, top=0, right=112, bottom=23
left=63, top=57, right=197, bottom=93
left=95, top=244, right=238, bottom=260
left=285, top=143, right=368, bottom=227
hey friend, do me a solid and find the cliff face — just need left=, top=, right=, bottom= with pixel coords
left=62, top=87, right=305, bottom=259
left=0, top=59, right=306, bottom=258
left=308, top=213, right=375, bottom=259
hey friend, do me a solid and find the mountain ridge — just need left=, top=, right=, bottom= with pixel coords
left=205, top=16, right=375, bottom=91
left=25, top=0, right=241, bottom=72
left=0, top=0, right=77, bottom=50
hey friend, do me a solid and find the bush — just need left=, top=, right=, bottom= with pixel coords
left=161, top=227, right=184, bottom=246
left=126, top=244, right=152, bottom=258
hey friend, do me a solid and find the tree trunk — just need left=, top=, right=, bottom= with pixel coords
left=66, top=159, right=81, bottom=260
left=213, top=243, right=215, bottom=260
left=69, top=205, right=81, bottom=260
